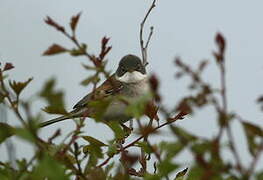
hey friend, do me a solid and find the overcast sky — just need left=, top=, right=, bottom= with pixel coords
left=1, top=0, right=263, bottom=173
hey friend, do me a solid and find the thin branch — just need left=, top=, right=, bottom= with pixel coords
left=219, top=57, right=243, bottom=173
left=247, top=139, right=263, bottom=177
left=145, top=26, right=154, bottom=50
left=140, top=0, right=157, bottom=67
left=97, top=111, right=185, bottom=168
left=97, top=156, right=112, bottom=168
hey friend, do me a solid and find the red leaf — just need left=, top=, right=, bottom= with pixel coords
left=145, top=102, right=159, bottom=120
left=215, top=33, right=226, bottom=54
left=3, top=63, right=14, bottom=71
left=121, top=150, right=139, bottom=166
left=43, top=44, right=68, bottom=56
left=9, top=78, right=33, bottom=96
left=149, top=74, right=159, bottom=92
left=44, top=16, right=65, bottom=33
left=70, top=12, right=81, bottom=32
left=99, top=36, right=112, bottom=60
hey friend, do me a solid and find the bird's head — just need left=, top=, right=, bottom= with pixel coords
left=116, top=54, right=147, bottom=83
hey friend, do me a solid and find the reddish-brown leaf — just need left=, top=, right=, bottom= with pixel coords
left=121, top=150, right=139, bottom=166
left=149, top=74, right=159, bottom=92
left=9, top=78, right=33, bottom=96
left=44, top=16, right=65, bottom=33
left=145, top=102, right=159, bottom=120
left=99, top=36, right=112, bottom=60
left=43, top=44, right=68, bottom=56
left=215, top=33, right=226, bottom=54
left=198, top=60, right=209, bottom=72
left=3, top=63, right=14, bottom=71
left=70, top=12, right=81, bottom=32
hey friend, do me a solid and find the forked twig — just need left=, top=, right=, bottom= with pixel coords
left=140, top=0, right=157, bottom=67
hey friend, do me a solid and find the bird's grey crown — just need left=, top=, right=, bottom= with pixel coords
left=116, top=54, right=146, bottom=77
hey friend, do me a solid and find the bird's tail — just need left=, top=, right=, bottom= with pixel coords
left=39, top=108, right=88, bottom=128
left=39, top=115, right=70, bottom=128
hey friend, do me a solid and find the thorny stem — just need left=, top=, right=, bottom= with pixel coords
left=140, top=0, right=157, bottom=67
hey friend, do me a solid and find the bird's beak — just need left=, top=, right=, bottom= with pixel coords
left=127, top=69, right=134, bottom=73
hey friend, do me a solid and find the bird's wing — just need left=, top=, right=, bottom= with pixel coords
left=73, top=74, right=123, bottom=109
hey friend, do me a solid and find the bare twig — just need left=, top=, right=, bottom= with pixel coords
left=140, top=0, right=157, bottom=67
left=218, top=50, right=243, bottom=173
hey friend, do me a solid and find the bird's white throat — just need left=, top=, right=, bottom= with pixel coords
left=116, top=71, right=147, bottom=83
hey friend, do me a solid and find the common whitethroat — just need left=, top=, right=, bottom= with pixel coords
left=40, top=54, right=151, bottom=128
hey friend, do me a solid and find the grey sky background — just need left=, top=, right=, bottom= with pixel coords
left=1, top=0, right=262, bottom=172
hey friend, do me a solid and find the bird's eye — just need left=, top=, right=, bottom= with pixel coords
left=136, top=65, right=141, bottom=70
left=121, top=67, right=126, bottom=72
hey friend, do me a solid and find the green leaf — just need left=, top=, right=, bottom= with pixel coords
left=84, top=152, right=99, bottom=173
left=42, top=106, right=68, bottom=115
left=107, top=121, right=125, bottom=140
left=0, top=123, right=14, bottom=144
left=242, top=121, right=263, bottom=156
left=39, top=78, right=67, bottom=115
left=256, top=171, right=263, bottom=180
left=187, top=166, right=203, bottom=180
left=136, top=141, right=153, bottom=154
left=16, top=158, right=28, bottom=171
left=9, top=78, right=33, bottom=96
left=15, top=128, right=36, bottom=142
left=191, top=141, right=211, bottom=155
left=170, top=126, right=197, bottom=144
left=43, top=44, right=68, bottom=56
left=81, top=75, right=100, bottom=86
left=0, top=164, right=14, bottom=180
left=160, top=141, right=185, bottom=160
left=82, top=136, right=107, bottom=147
left=144, top=174, right=161, bottom=180
left=158, top=159, right=179, bottom=177
left=86, top=168, right=107, bottom=180
left=107, top=144, right=118, bottom=157
left=69, top=47, right=86, bottom=56
left=82, top=136, right=106, bottom=161
left=31, top=154, right=69, bottom=180
left=0, top=92, right=6, bottom=103
left=174, top=168, right=188, bottom=180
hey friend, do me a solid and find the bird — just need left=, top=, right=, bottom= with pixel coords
left=39, top=54, right=151, bottom=128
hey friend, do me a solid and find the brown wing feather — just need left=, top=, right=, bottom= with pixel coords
left=73, top=74, right=123, bottom=109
